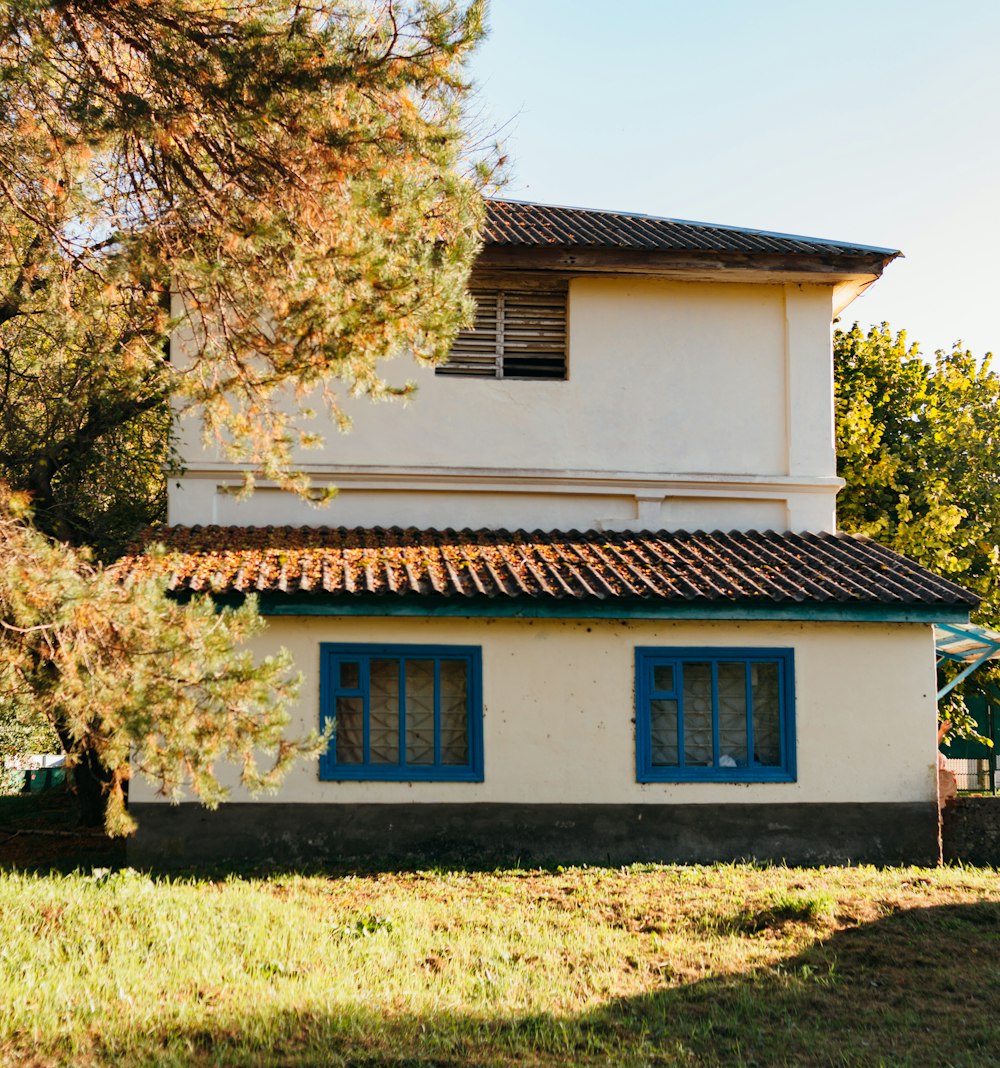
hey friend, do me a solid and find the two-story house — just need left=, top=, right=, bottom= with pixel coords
left=125, top=200, right=977, bottom=867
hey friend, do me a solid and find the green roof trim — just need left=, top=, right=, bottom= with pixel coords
left=198, top=592, right=970, bottom=624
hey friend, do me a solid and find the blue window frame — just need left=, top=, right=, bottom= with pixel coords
left=635, top=647, right=795, bottom=783
left=319, top=644, right=483, bottom=781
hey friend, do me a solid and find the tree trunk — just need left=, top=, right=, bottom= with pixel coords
left=26, top=455, right=74, bottom=545
left=52, top=718, right=112, bottom=829
left=73, top=750, right=113, bottom=829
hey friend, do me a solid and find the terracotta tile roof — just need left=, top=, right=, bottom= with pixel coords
left=118, top=526, right=977, bottom=608
left=483, top=199, right=899, bottom=260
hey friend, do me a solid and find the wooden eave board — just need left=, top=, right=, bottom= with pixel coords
left=476, top=245, right=896, bottom=285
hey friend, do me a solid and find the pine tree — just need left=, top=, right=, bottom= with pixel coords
left=0, top=3, right=488, bottom=824
left=0, top=1, right=488, bottom=505
left=0, top=487, right=314, bottom=833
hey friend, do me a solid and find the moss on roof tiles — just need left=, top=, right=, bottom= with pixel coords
left=117, top=526, right=978, bottom=608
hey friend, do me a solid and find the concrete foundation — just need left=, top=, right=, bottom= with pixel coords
left=128, top=801, right=941, bottom=870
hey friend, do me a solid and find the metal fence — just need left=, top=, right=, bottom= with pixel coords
left=942, top=755, right=997, bottom=794
left=941, top=696, right=999, bottom=795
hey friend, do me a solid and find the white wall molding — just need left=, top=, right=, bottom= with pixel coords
left=168, top=465, right=840, bottom=533
left=178, top=463, right=844, bottom=500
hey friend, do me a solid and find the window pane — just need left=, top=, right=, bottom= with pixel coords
left=405, top=659, right=435, bottom=765
left=652, top=664, right=674, bottom=692
left=683, top=663, right=713, bottom=767
left=335, top=697, right=364, bottom=764
left=439, top=660, right=469, bottom=765
left=369, top=659, right=400, bottom=764
left=717, top=662, right=748, bottom=768
left=637, top=650, right=792, bottom=782
left=650, top=700, right=679, bottom=766
left=751, top=663, right=782, bottom=766
left=322, top=645, right=482, bottom=780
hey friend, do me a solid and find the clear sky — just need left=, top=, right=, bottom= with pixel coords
left=467, top=0, right=1000, bottom=357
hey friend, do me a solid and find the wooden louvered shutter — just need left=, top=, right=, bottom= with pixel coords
left=499, top=289, right=567, bottom=379
left=436, top=285, right=567, bottom=380
left=436, top=289, right=502, bottom=377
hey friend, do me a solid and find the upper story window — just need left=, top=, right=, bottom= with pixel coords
left=635, top=648, right=796, bottom=783
left=319, top=643, right=483, bottom=782
left=436, top=285, right=568, bottom=380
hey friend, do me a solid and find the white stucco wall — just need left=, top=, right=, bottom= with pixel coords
left=169, top=277, right=840, bottom=533
left=130, top=616, right=938, bottom=808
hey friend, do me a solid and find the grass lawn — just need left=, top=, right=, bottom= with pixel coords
left=1, top=856, right=999, bottom=1067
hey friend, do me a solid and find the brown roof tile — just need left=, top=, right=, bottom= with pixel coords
left=483, top=200, right=900, bottom=260
left=117, top=526, right=977, bottom=608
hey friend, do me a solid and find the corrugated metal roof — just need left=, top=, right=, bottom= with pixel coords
left=483, top=199, right=899, bottom=259
left=118, top=526, right=976, bottom=607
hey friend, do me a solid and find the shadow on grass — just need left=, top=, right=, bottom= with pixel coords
left=0, top=789, right=125, bottom=874
left=0, top=787, right=74, bottom=827
left=0, top=794, right=550, bottom=879
left=72, top=902, right=1000, bottom=1068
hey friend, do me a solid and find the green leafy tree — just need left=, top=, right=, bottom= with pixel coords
left=0, top=487, right=315, bottom=832
left=0, top=701, right=58, bottom=794
left=835, top=323, right=1000, bottom=614
left=835, top=322, right=1000, bottom=740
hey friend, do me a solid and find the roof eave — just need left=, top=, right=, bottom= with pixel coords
left=475, top=244, right=900, bottom=290
left=183, top=588, right=973, bottom=624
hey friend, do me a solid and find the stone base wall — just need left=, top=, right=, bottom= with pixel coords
left=942, top=796, right=1000, bottom=866
left=128, top=801, right=941, bottom=870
